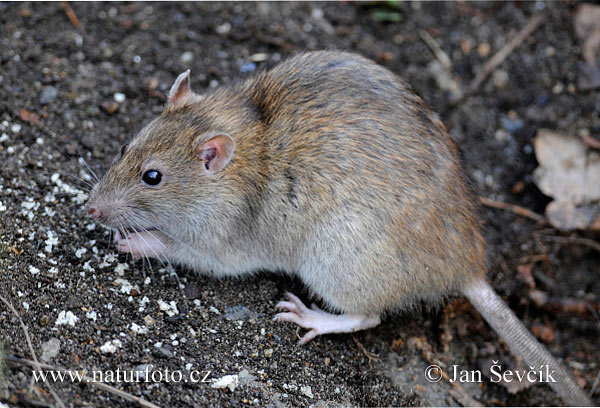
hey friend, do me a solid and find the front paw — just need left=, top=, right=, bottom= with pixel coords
left=115, top=230, right=167, bottom=260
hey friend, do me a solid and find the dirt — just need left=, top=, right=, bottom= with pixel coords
left=0, top=2, right=599, bottom=407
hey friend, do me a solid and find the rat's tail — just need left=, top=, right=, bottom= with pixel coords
left=463, top=278, right=593, bottom=406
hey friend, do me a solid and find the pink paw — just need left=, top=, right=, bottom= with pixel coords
left=273, top=292, right=381, bottom=345
left=114, top=230, right=167, bottom=260
left=274, top=292, right=331, bottom=344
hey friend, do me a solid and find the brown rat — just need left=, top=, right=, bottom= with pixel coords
left=86, top=51, right=592, bottom=406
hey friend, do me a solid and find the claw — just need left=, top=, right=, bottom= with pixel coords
left=273, top=292, right=381, bottom=344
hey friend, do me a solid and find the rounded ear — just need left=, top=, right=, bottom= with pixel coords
left=167, top=70, right=192, bottom=109
left=195, top=132, right=235, bottom=175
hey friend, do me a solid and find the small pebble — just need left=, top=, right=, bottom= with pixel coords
left=250, top=53, right=268, bottom=62
left=40, top=338, right=61, bottom=362
left=113, top=92, right=126, bottom=103
left=502, top=117, right=524, bottom=133
left=39, top=86, right=58, bottom=104
left=311, top=8, right=324, bottom=19
left=153, top=346, right=173, bottom=359
left=100, top=101, right=119, bottom=114
left=215, top=22, right=231, bottom=35
left=552, top=82, right=564, bottom=94
left=492, top=70, right=509, bottom=89
left=240, top=62, right=256, bottom=73
left=300, top=386, right=314, bottom=398
left=11, top=124, right=21, bottom=133
left=180, top=51, right=194, bottom=64
left=477, top=42, right=491, bottom=57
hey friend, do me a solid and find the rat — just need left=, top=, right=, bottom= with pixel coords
left=86, top=51, right=592, bottom=406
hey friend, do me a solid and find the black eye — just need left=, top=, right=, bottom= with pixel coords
left=120, top=144, right=128, bottom=156
left=142, top=169, right=162, bottom=186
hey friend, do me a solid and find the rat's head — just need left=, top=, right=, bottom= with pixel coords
left=86, top=71, right=237, bottom=242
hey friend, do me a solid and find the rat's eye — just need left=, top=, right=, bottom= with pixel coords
left=120, top=144, right=128, bottom=156
left=142, top=169, right=162, bottom=186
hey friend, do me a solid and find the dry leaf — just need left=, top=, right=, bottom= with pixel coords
left=533, top=130, right=600, bottom=230
left=574, top=4, right=600, bottom=90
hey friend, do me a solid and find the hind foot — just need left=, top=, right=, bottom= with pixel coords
left=273, top=292, right=381, bottom=345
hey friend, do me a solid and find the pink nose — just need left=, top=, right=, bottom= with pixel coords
left=88, top=206, right=103, bottom=221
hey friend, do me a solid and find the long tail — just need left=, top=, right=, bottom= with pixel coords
left=463, top=278, right=593, bottom=406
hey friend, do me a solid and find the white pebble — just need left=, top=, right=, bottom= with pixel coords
left=300, top=386, right=314, bottom=398
left=100, top=339, right=122, bottom=354
left=114, top=263, right=129, bottom=275
left=11, top=124, right=21, bottom=133
left=75, top=248, right=87, bottom=258
left=211, top=374, right=239, bottom=391
left=180, top=51, right=194, bottom=64
left=215, top=22, right=231, bottom=34
left=158, top=300, right=179, bottom=316
left=250, top=53, right=268, bottom=62
left=130, top=322, right=148, bottom=334
left=113, top=92, right=126, bottom=103
left=116, top=278, right=134, bottom=294
left=311, top=8, right=324, bottom=19
left=55, top=311, right=79, bottom=327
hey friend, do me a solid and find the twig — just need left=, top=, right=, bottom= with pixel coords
left=528, top=289, right=600, bottom=316
left=254, top=31, right=296, bottom=52
left=479, top=196, right=546, bottom=223
left=420, top=30, right=452, bottom=70
left=7, top=357, right=162, bottom=408
left=352, top=336, right=378, bottom=361
left=148, top=88, right=167, bottom=102
left=0, top=295, right=65, bottom=408
left=467, top=14, right=545, bottom=94
left=541, top=234, right=600, bottom=253
left=59, top=2, right=80, bottom=30
left=590, top=370, right=600, bottom=398
left=582, top=134, right=600, bottom=150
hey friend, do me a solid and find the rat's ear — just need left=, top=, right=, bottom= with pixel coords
left=195, top=132, right=235, bottom=175
left=167, top=70, right=192, bottom=109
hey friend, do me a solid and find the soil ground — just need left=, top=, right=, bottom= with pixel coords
left=1, top=2, right=599, bottom=407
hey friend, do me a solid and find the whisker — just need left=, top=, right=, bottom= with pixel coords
left=129, top=220, right=168, bottom=268
left=56, top=171, right=95, bottom=190
left=78, top=156, right=99, bottom=182
left=116, top=219, right=135, bottom=265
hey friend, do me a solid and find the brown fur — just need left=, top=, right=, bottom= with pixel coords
left=86, top=51, right=592, bottom=406
left=90, top=51, right=486, bottom=314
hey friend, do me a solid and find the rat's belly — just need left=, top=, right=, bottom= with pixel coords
left=169, top=243, right=288, bottom=278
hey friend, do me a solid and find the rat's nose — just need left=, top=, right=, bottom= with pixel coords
left=88, top=206, right=104, bottom=221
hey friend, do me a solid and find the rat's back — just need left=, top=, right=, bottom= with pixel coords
left=237, top=51, right=487, bottom=313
